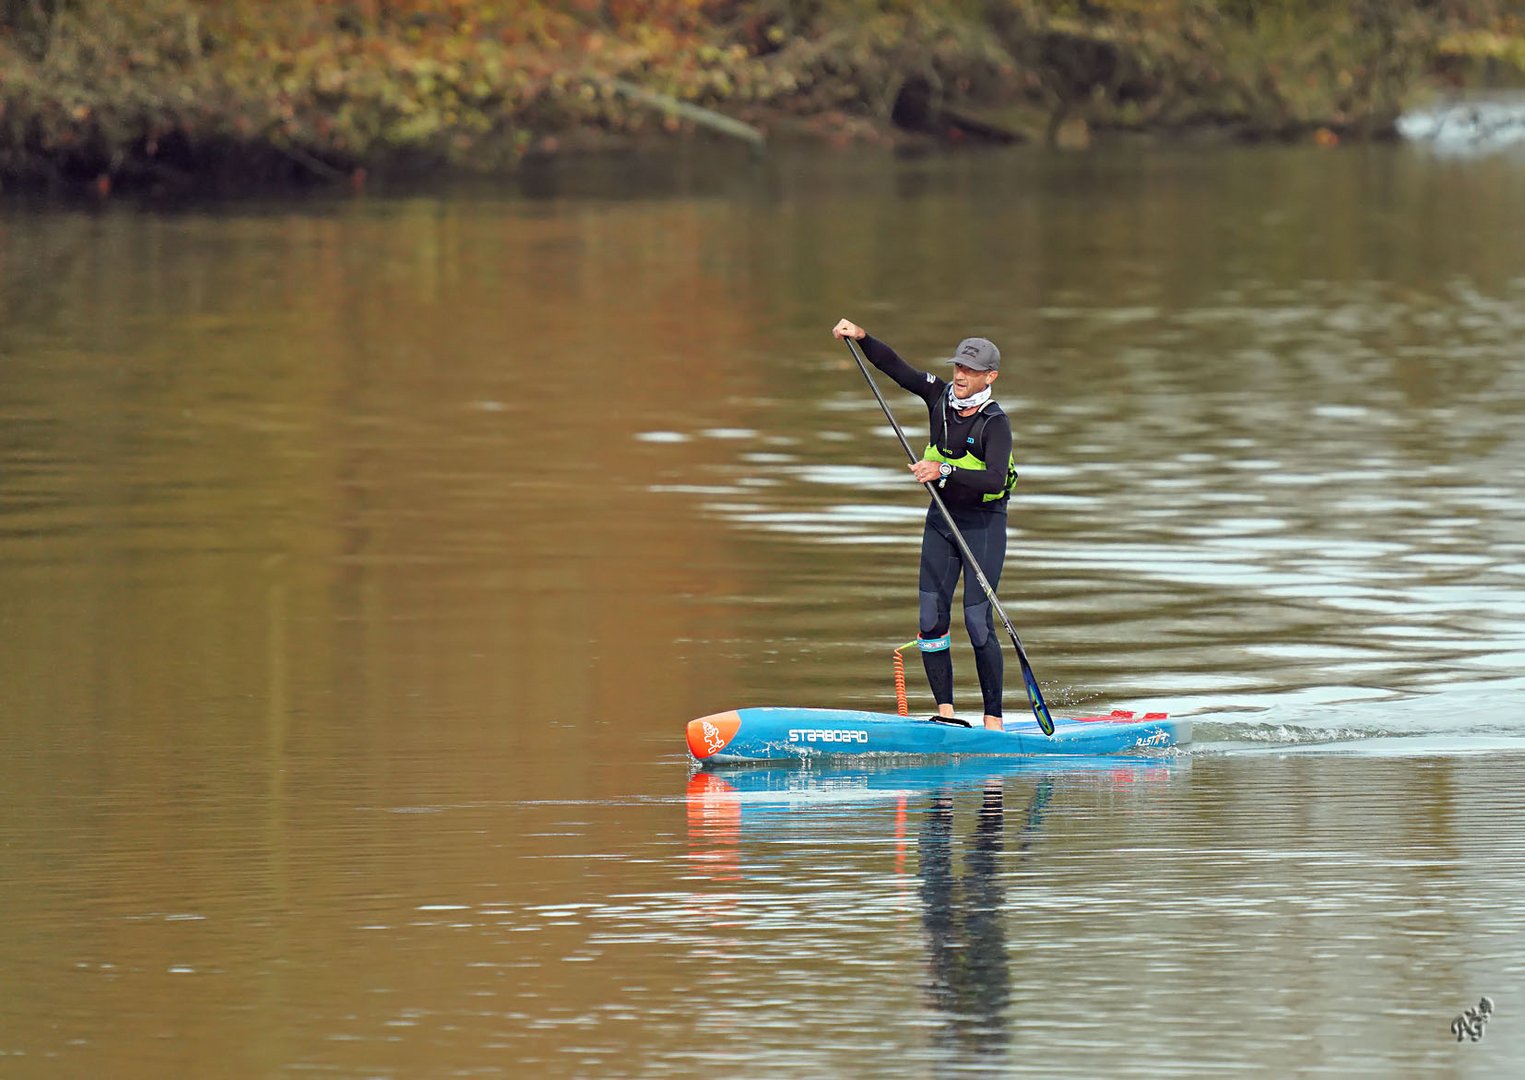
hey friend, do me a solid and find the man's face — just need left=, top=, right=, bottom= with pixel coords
left=951, top=363, right=998, bottom=399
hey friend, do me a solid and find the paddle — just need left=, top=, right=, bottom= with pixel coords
left=843, top=335, right=1056, bottom=736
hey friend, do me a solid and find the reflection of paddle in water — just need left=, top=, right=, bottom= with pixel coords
left=919, top=777, right=1054, bottom=1064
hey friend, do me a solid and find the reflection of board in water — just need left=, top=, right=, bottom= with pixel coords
left=681, top=757, right=1178, bottom=886
left=689, top=754, right=1181, bottom=803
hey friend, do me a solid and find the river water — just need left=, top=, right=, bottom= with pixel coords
left=2, top=138, right=1523, bottom=1076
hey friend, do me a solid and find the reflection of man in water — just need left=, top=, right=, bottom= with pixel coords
left=919, top=778, right=1053, bottom=1065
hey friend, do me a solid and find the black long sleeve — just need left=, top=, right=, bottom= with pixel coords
left=861, top=335, right=944, bottom=403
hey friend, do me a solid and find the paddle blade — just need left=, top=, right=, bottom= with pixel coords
left=1021, top=663, right=1055, bottom=736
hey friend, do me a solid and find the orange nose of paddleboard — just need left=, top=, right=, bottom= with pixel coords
left=687, top=711, right=742, bottom=760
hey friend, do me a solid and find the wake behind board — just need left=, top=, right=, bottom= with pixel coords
left=687, top=707, right=1187, bottom=764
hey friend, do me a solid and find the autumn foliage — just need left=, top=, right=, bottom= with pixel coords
left=0, top=1, right=1520, bottom=190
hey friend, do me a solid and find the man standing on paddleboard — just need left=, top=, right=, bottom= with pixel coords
left=832, top=319, right=1019, bottom=732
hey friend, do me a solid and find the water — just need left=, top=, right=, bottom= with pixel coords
left=2, top=139, right=1524, bottom=1076
left=1398, top=92, right=1525, bottom=157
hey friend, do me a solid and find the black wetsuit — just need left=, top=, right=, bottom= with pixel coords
left=860, top=335, right=1015, bottom=718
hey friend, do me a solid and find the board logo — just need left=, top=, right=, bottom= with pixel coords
left=686, top=713, right=742, bottom=759
left=787, top=729, right=869, bottom=744
left=702, top=721, right=725, bottom=753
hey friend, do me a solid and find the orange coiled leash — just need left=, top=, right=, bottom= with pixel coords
left=892, top=640, right=918, bottom=716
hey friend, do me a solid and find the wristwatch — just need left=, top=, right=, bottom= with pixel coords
left=937, top=463, right=953, bottom=487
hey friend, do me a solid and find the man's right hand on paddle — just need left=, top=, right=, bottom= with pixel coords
left=832, top=319, right=865, bottom=341
left=909, top=459, right=943, bottom=484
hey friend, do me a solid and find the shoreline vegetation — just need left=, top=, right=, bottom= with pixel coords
left=1, top=1, right=1522, bottom=194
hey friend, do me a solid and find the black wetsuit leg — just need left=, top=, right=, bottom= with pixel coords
left=918, top=515, right=960, bottom=708
left=919, top=506, right=1008, bottom=717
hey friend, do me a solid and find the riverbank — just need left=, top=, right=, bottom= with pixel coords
left=1, top=1, right=1521, bottom=194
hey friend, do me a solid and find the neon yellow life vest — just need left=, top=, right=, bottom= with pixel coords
left=921, top=404, right=1018, bottom=503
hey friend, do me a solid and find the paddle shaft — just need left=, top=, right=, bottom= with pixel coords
left=844, top=336, right=1055, bottom=735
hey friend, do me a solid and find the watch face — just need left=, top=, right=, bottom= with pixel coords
left=939, top=463, right=953, bottom=477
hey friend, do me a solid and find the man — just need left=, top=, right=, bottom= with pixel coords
left=832, top=319, right=1018, bottom=731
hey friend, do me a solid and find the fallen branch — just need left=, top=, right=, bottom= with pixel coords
left=607, top=78, right=766, bottom=153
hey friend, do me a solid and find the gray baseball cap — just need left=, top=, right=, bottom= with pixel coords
left=946, top=337, right=1000, bottom=371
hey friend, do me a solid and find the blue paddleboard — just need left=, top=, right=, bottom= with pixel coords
left=686, top=706, right=1187, bottom=764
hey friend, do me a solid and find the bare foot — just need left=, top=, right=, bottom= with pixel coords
left=983, top=715, right=1004, bottom=731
